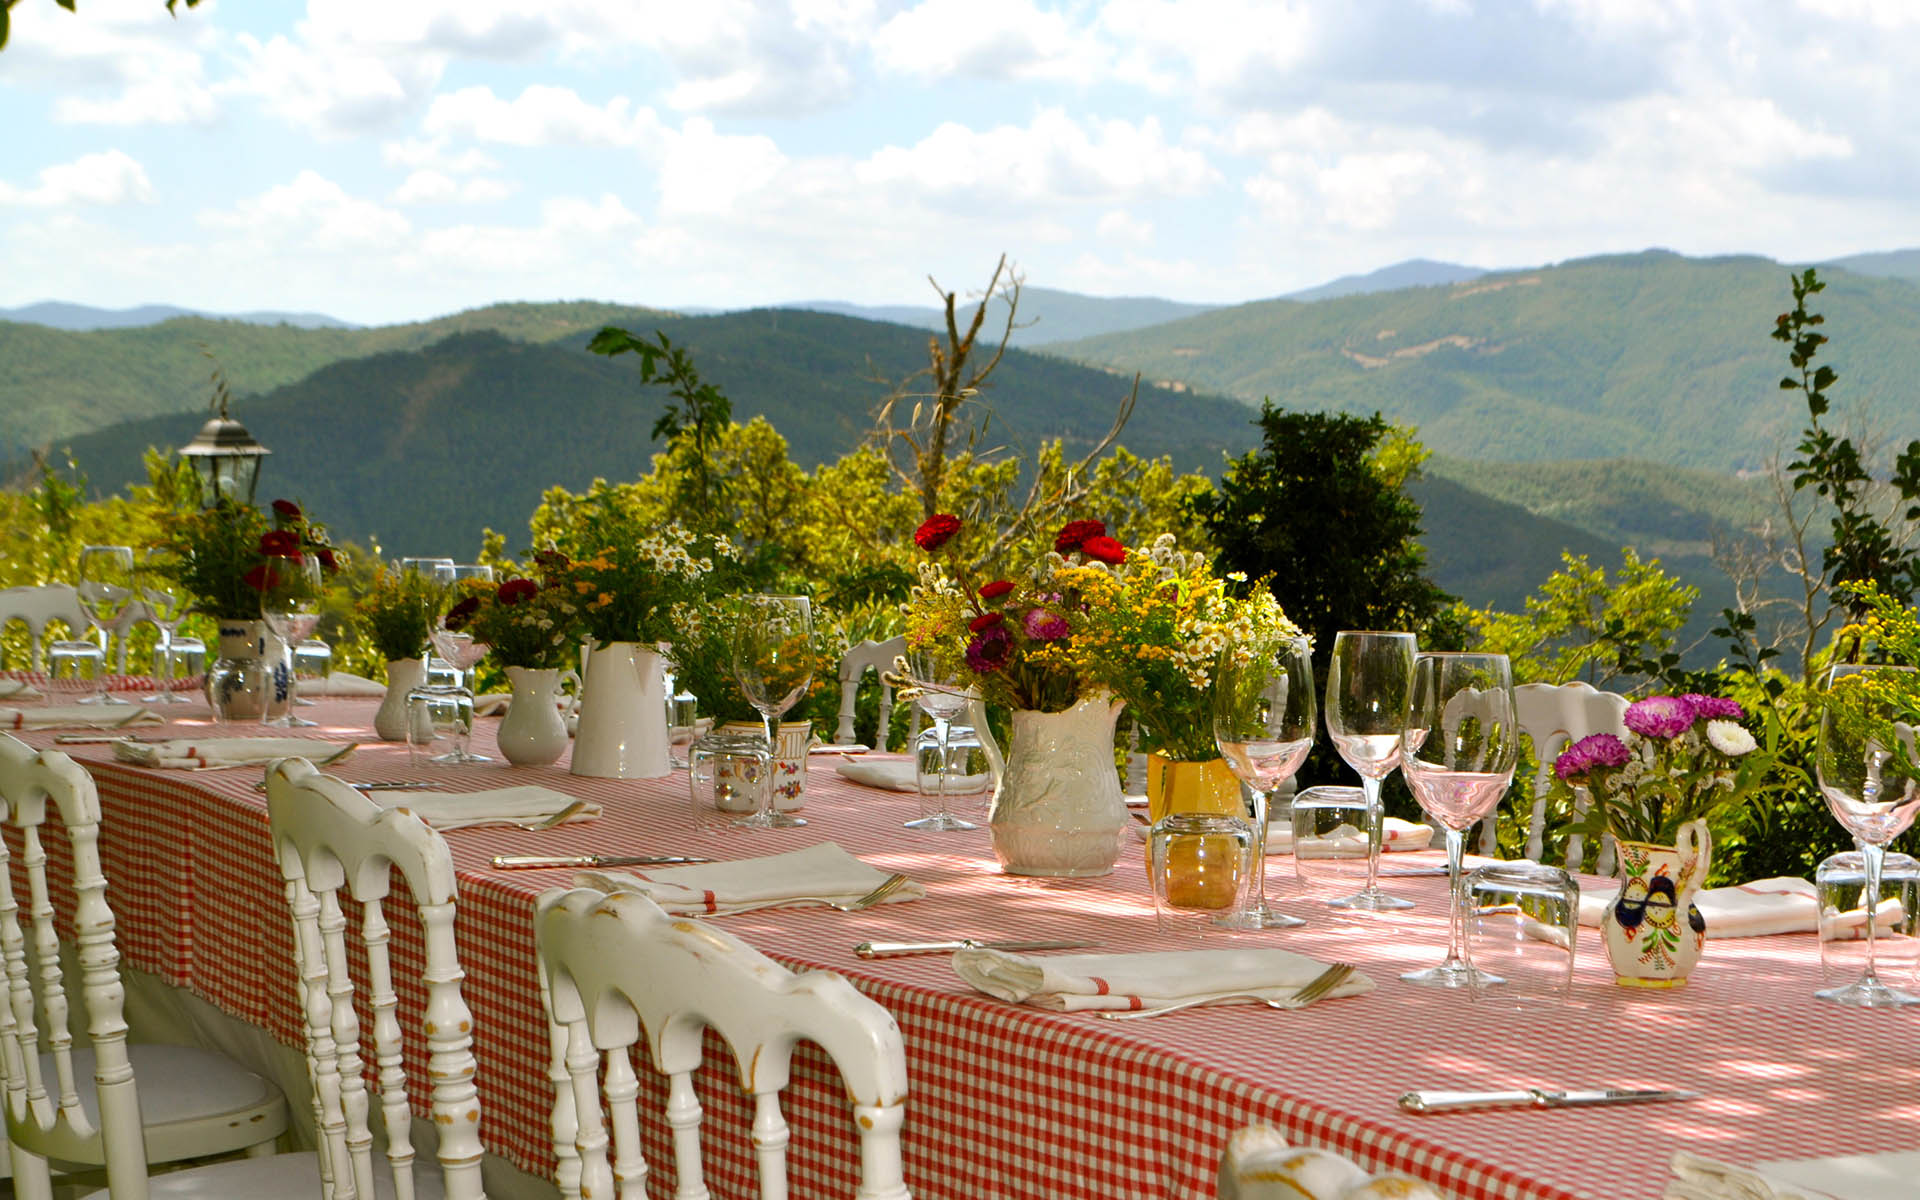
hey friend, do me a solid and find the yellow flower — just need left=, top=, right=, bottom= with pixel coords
left=574, top=580, right=594, bottom=594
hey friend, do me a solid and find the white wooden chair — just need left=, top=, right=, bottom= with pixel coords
left=0, top=734, right=289, bottom=1200
left=1218, top=1124, right=1443, bottom=1199
left=534, top=884, right=911, bottom=1200
left=836, top=636, right=907, bottom=747
left=1496, top=681, right=1629, bottom=871
left=0, top=586, right=91, bottom=672
left=85, top=754, right=486, bottom=1198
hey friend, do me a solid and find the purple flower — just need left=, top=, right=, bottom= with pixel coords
left=1624, top=695, right=1694, bottom=740
left=964, top=625, right=1013, bottom=674
left=1680, top=693, right=1745, bottom=722
left=1553, top=733, right=1631, bottom=781
left=1023, top=608, right=1070, bottom=641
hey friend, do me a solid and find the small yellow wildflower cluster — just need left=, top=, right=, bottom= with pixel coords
left=563, top=521, right=739, bottom=648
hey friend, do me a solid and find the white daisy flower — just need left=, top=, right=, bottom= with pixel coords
left=1705, top=720, right=1756, bottom=756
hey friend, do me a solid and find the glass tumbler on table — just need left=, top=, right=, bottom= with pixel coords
left=1400, top=651, right=1519, bottom=989
left=76, top=544, right=136, bottom=705
left=406, top=685, right=474, bottom=767
left=1149, top=811, right=1256, bottom=940
left=1290, top=785, right=1379, bottom=893
left=1466, top=862, right=1579, bottom=1006
left=1210, top=632, right=1315, bottom=930
left=1814, top=664, right=1920, bottom=1007
left=1323, top=631, right=1418, bottom=911
left=687, top=730, right=774, bottom=834
left=292, top=639, right=332, bottom=705
left=730, top=594, right=815, bottom=830
left=905, top=648, right=976, bottom=831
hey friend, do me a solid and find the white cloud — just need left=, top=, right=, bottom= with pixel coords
left=872, top=0, right=1103, bottom=83
left=381, top=137, right=500, bottom=174
left=0, top=150, right=157, bottom=208
left=199, top=171, right=412, bottom=252
left=422, top=85, right=657, bottom=147
left=3, top=0, right=218, bottom=126
left=1095, top=209, right=1154, bottom=244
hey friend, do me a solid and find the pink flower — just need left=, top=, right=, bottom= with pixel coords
left=1680, top=694, right=1745, bottom=722
left=964, top=626, right=1013, bottom=673
left=1023, top=608, right=1070, bottom=641
left=1553, top=733, right=1631, bottom=781
left=1624, top=696, right=1694, bottom=740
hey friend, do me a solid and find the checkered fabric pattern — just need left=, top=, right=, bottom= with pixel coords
left=14, top=695, right=1920, bottom=1200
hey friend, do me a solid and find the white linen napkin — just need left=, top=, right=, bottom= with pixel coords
left=3, top=705, right=162, bottom=731
left=473, top=693, right=511, bottom=717
left=952, top=945, right=1374, bottom=1012
left=113, top=737, right=355, bottom=769
left=577, top=841, right=924, bottom=916
left=308, top=672, right=386, bottom=698
left=1667, top=1152, right=1831, bottom=1200
left=1748, top=1150, right=1920, bottom=1200
left=1580, top=877, right=1817, bottom=938
left=835, top=759, right=992, bottom=794
left=0, top=680, right=43, bottom=701
left=373, top=786, right=596, bottom=831
left=1266, top=816, right=1434, bottom=856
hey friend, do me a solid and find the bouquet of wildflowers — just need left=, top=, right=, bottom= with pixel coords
left=565, top=523, right=737, bottom=647
left=452, top=553, right=579, bottom=671
left=1551, top=694, right=1775, bottom=845
left=1070, top=534, right=1304, bottom=760
left=160, top=497, right=341, bottom=619
left=354, top=566, right=439, bottom=662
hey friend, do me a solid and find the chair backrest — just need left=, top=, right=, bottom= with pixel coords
left=0, top=586, right=91, bottom=672
left=264, top=756, right=485, bottom=1200
left=1499, top=681, right=1629, bottom=870
left=103, top=600, right=159, bottom=675
left=0, top=734, right=147, bottom=1199
left=836, top=636, right=907, bottom=747
left=534, top=885, right=910, bottom=1200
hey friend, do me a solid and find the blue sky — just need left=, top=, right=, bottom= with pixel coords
left=2, top=0, right=1914, bottom=325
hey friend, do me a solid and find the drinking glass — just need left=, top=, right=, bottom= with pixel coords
left=1815, top=664, right=1920, bottom=1007
left=293, top=638, right=332, bottom=705
left=1466, top=863, right=1579, bottom=1006
left=76, top=544, right=136, bottom=705
left=407, top=685, right=473, bottom=767
left=1149, top=811, right=1257, bottom=939
left=920, top=724, right=994, bottom=824
left=425, top=613, right=491, bottom=764
left=259, top=555, right=323, bottom=727
left=687, top=730, right=773, bottom=834
left=1400, top=651, right=1519, bottom=988
left=1818, top=850, right=1920, bottom=996
left=1212, top=633, right=1315, bottom=930
left=1290, top=785, right=1379, bottom=892
left=137, top=547, right=193, bottom=704
left=1324, top=631, right=1419, bottom=910
left=905, top=648, right=976, bottom=831
left=730, top=594, right=815, bottom=829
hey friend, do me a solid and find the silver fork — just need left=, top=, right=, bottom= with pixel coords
left=726, top=872, right=913, bottom=915
left=508, top=799, right=594, bottom=831
left=1095, top=962, right=1356, bottom=1020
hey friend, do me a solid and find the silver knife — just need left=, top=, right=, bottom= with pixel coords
left=855, top=938, right=1097, bottom=958
left=253, top=780, right=434, bottom=793
left=491, top=853, right=715, bottom=870
left=1398, top=1087, right=1697, bottom=1114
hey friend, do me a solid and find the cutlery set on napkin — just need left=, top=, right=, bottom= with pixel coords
left=576, top=841, right=926, bottom=916
left=112, top=737, right=358, bottom=769
left=6, top=704, right=162, bottom=731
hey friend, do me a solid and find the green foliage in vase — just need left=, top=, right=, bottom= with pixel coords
left=352, top=567, right=439, bottom=663
left=154, top=495, right=338, bottom=619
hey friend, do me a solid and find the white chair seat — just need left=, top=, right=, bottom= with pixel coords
left=46, top=1043, right=286, bottom=1167
left=81, top=1148, right=448, bottom=1200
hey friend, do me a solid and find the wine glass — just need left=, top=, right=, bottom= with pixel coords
left=424, top=592, right=492, bottom=763
left=259, top=555, right=324, bottom=727
left=433, top=564, right=494, bottom=691
left=730, top=594, right=815, bottom=830
left=1212, top=633, right=1315, bottom=930
left=76, top=545, right=136, bottom=705
left=905, top=647, right=977, bottom=831
left=1323, top=631, right=1419, bottom=910
left=136, top=547, right=193, bottom=704
left=1816, top=663, right=1920, bottom=1007
left=1400, top=652, right=1519, bottom=988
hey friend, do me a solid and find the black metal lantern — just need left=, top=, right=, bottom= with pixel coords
left=178, top=397, right=270, bottom=508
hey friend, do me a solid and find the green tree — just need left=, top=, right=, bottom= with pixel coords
left=1468, top=549, right=1698, bottom=687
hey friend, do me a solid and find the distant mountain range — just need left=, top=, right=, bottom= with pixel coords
left=1824, top=247, right=1920, bottom=286
left=1282, top=258, right=1486, bottom=301
left=0, top=301, right=359, bottom=331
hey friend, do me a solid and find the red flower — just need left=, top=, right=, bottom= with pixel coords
left=258, top=529, right=303, bottom=559
left=497, top=578, right=539, bottom=606
left=914, top=513, right=962, bottom=552
left=271, top=499, right=303, bottom=522
left=1054, top=519, right=1107, bottom=553
left=445, top=595, right=481, bottom=631
left=1081, top=535, right=1126, bottom=565
left=978, top=579, right=1015, bottom=600
left=968, top=611, right=1005, bottom=633
left=242, top=563, right=281, bottom=593
left=314, top=546, right=340, bottom=573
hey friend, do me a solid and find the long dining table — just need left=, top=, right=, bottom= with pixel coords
left=15, top=692, right=1920, bottom=1200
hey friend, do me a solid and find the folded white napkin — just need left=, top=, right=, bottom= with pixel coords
left=835, top=759, right=992, bottom=794
left=374, top=786, right=596, bottom=831
left=3, top=705, right=162, bottom=731
left=952, top=945, right=1374, bottom=1013
left=0, top=680, right=43, bottom=701
left=473, top=693, right=511, bottom=717
left=1268, top=816, right=1434, bottom=856
left=1667, top=1151, right=1830, bottom=1200
left=577, top=841, right=924, bottom=916
left=308, top=672, right=386, bottom=698
left=1748, top=1150, right=1920, bottom=1200
left=1580, top=877, right=1817, bottom=938
left=114, top=737, right=355, bottom=769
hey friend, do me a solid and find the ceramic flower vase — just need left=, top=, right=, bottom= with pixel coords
left=497, top=665, right=580, bottom=767
left=373, top=657, right=426, bottom=741
left=989, top=691, right=1129, bottom=877
left=205, top=619, right=292, bottom=723
left=719, top=720, right=813, bottom=811
left=1600, top=819, right=1711, bottom=988
left=570, top=641, right=670, bottom=779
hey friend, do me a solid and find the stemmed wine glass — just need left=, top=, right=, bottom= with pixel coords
left=259, top=555, right=324, bottom=727
left=1815, top=663, right=1920, bottom=1007
left=730, top=594, right=815, bottom=830
left=905, top=647, right=977, bottom=831
left=137, top=547, right=192, bottom=704
left=1400, top=651, right=1519, bottom=988
left=1212, top=633, right=1316, bottom=930
left=425, top=587, right=492, bottom=763
left=76, top=545, right=136, bottom=705
left=1323, top=631, right=1419, bottom=910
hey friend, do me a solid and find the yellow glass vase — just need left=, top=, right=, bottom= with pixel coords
left=1145, top=754, right=1250, bottom=910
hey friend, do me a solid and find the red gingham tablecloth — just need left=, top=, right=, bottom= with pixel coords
left=16, top=696, right=1919, bottom=1200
